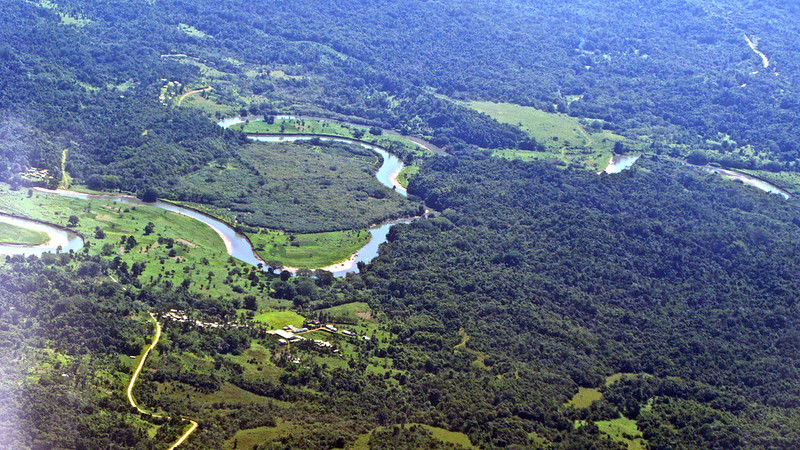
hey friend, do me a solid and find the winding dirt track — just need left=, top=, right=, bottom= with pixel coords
left=127, top=313, right=198, bottom=448
left=177, top=86, right=212, bottom=106
left=745, top=35, right=770, bottom=69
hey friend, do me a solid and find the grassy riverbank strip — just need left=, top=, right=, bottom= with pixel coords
left=232, top=117, right=432, bottom=158
left=0, top=221, right=50, bottom=245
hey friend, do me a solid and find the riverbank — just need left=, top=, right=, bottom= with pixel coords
left=30, top=183, right=419, bottom=277
left=601, top=154, right=791, bottom=199
left=221, top=114, right=446, bottom=156
left=0, top=212, right=84, bottom=256
left=0, top=221, right=49, bottom=246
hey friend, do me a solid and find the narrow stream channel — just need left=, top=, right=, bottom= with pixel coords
left=603, top=154, right=791, bottom=199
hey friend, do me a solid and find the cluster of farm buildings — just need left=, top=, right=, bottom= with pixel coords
left=161, top=309, right=248, bottom=329
left=267, top=320, right=371, bottom=352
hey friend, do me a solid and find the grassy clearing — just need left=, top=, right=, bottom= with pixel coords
left=317, top=302, right=372, bottom=324
left=470, top=101, right=591, bottom=149
left=567, top=387, right=604, bottom=409
left=396, top=165, right=419, bottom=188
left=59, top=149, right=72, bottom=189
left=253, top=310, right=305, bottom=329
left=492, top=149, right=565, bottom=163
left=570, top=373, right=651, bottom=448
left=350, top=423, right=475, bottom=449
left=566, top=373, right=651, bottom=409
left=59, top=13, right=91, bottom=27
left=0, top=222, right=50, bottom=245
left=575, top=416, right=646, bottom=449
left=606, top=372, right=652, bottom=387
left=269, top=70, right=305, bottom=81
left=453, top=328, right=488, bottom=369
left=181, top=93, right=236, bottom=116
left=466, top=101, right=639, bottom=171
left=248, top=229, right=370, bottom=269
left=178, top=23, right=208, bottom=38
left=188, top=382, right=279, bottom=406
left=596, top=416, right=646, bottom=450
left=224, top=419, right=315, bottom=449
left=226, top=342, right=283, bottom=382
left=28, top=0, right=91, bottom=26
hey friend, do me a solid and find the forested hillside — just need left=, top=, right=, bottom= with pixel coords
left=8, top=0, right=800, bottom=187
left=253, top=0, right=800, bottom=167
left=5, top=0, right=800, bottom=448
left=356, top=156, right=800, bottom=447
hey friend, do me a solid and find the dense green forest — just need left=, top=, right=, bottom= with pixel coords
left=6, top=157, right=800, bottom=448
left=5, top=0, right=800, bottom=448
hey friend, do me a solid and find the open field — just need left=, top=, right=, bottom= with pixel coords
left=594, top=416, right=646, bottom=450
left=350, top=423, right=475, bottom=449
left=224, top=420, right=295, bottom=449
left=253, top=310, right=306, bottom=329
left=316, top=301, right=371, bottom=324
left=566, top=373, right=652, bottom=409
left=182, top=92, right=238, bottom=116
left=249, top=229, right=370, bottom=269
left=0, top=221, right=50, bottom=245
left=567, top=387, right=604, bottom=409
left=470, top=101, right=593, bottom=149
left=466, top=101, right=639, bottom=170
left=492, top=149, right=563, bottom=163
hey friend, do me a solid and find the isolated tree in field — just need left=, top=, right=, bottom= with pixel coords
left=143, top=222, right=155, bottom=235
left=353, top=129, right=365, bottom=139
left=369, top=126, right=383, bottom=136
left=67, top=215, right=79, bottom=227
left=131, top=262, right=146, bottom=277
left=243, top=295, right=257, bottom=311
left=125, top=235, right=137, bottom=251
left=94, top=227, right=105, bottom=239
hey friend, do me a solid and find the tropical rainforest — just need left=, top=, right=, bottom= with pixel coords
left=3, top=0, right=800, bottom=448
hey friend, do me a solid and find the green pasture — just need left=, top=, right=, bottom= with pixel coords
left=466, top=101, right=639, bottom=170
left=249, top=229, right=370, bottom=269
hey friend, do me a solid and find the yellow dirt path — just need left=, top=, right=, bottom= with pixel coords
left=177, top=86, right=212, bottom=106
left=127, top=312, right=198, bottom=448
